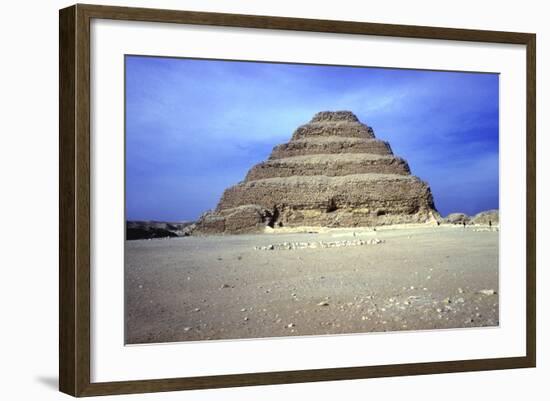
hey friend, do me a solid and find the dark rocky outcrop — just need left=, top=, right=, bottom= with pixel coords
left=126, top=221, right=196, bottom=240
left=195, top=111, right=440, bottom=234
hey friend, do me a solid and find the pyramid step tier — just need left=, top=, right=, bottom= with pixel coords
left=217, top=174, right=435, bottom=216
left=269, top=137, right=393, bottom=159
left=245, top=154, right=410, bottom=181
left=194, top=174, right=437, bottom=234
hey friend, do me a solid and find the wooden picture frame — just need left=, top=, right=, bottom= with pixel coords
left=59, top=3, right=536, bottom=397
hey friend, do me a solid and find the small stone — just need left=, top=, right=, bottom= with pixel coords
left=410, top=286, right=415, bottom=290
left=220, top=283, right=231, bottom=289
left=458, top=288, right=464, bottom=294
left=317, top=301, right=329, bottom=306
left=183, top=327, right=191, bottom=332
left=479, top=289, right=497, bottom=295
left=240, top=308, right=247, bottom=312
left=286, top=323, right=295, bottom=328
left=193, top=308, right=200, bottom=312
left=436, top=308, right=442, bottom=313
left=243, top=317, right=249, bottom=321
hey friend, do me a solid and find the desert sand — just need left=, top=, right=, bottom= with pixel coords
left=125, top=224, right=498, bottom=344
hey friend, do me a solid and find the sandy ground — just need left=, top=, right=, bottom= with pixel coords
left=125, top=225, right=499, bottom=344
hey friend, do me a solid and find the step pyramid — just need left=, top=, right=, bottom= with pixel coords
left=195, top=111, right=439, bottom=234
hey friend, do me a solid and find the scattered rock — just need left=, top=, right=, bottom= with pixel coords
left=317, top=301, right=330, bottom=306
left=479, top=289, right=497, bottom=296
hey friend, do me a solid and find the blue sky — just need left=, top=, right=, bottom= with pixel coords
left=126, top=55, right=499, bottom=222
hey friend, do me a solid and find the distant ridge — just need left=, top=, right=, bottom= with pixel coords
left=126, top=220, right=196, bottom=240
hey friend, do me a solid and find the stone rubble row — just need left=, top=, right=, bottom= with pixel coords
left=254, top=238, right=384, bottom=251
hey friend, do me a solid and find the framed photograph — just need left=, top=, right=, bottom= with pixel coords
left=59, top=4, right=536, bottom=397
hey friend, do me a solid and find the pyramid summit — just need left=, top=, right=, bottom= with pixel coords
left=291, top=110, right=375, bottom=141
left=195, top=111, right=440, bottom=234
